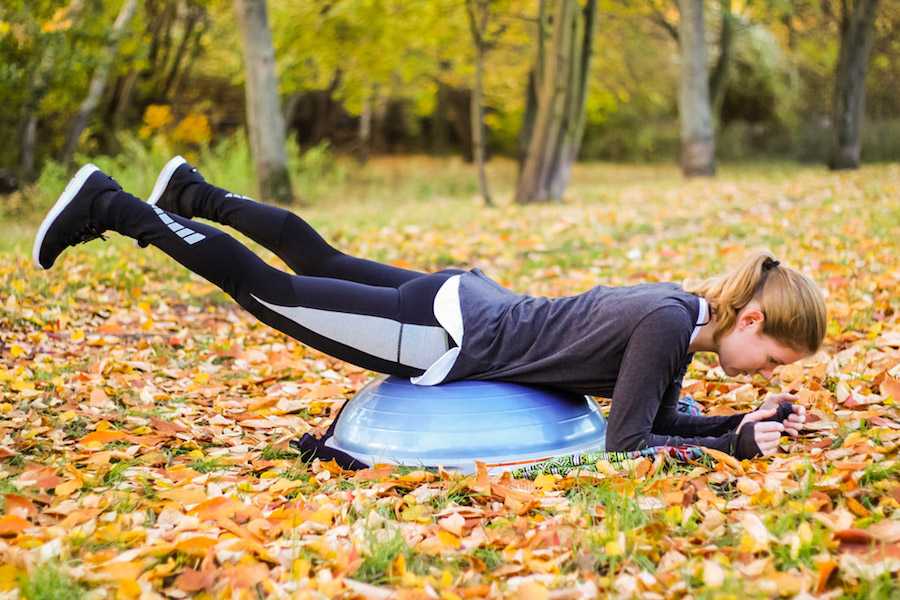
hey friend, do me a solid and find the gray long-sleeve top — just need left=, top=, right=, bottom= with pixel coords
left=443, top=269, right=760, bottom=458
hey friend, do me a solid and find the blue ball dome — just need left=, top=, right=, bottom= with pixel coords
left=326, top=376, right=607, bottom=473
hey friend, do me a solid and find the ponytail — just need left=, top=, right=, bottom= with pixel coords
left=684, top=251, right=827, bottom=353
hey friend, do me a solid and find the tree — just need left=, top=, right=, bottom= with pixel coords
left=676, top=0, right=715, bottom=177
left=61, top=0, right=138, bottom=165
left=515, top=0, right=597, bottom=204
left=466, top=0, right=495, bottom=207
left=234, top=0, right=293, bottom=203
left=829, top=0, right=880, bottom=170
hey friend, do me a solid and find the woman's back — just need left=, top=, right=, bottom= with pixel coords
left=444, top=269, right=702, bottom=395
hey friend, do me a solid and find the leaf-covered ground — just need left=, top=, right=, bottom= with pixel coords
left=0, top=161, right=898, bottom=599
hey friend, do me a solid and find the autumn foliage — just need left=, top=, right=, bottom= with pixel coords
left=0, top=162, right=898, bottom=597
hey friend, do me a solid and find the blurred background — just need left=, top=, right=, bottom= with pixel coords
left=0, top=0, right=896, bottom=206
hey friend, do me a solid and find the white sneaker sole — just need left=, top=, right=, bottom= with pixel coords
left=33, top=163, right=100, bottom=269
left=137, top=155, right=187, bottom=248
left=147, top=155, right=186, bottom=207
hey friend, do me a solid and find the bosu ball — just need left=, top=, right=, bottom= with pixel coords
left=323, top=376, right=607, bottom=473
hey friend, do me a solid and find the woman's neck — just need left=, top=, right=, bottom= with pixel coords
left=688, top=307, right=719, bottom=354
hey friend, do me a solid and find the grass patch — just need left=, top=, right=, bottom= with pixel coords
left=18, top=562, right=86, bottom=600
left=352, top=527, right=410, bottom=585
left=859, top=462, right=900, bottom=487
left=260, top=445, right=299, bottom=461
left=188, top=457, right=229, bottom=474
left=101, top=460, right=136, bottom=487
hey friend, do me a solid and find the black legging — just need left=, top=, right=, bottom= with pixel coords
left=97, top=183, right=461, bottom=377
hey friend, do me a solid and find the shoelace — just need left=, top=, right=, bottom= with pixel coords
left=64, top=222, right=106, bottom=246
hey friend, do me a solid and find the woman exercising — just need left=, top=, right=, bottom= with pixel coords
left=33, top=157, right=824, bottom=464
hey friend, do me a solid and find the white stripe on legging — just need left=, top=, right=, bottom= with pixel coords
left=250, top=294, right=448, bottom=368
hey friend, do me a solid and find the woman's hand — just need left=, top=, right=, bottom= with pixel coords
left=736, top=393, right=806, bottom=439
left=751, top=420, right=786, bottom=456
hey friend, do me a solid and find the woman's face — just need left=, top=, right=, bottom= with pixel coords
left=717, top=304, right=808, bottom=378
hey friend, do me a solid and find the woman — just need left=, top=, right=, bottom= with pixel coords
left=33, top=157, right=824, bottom=463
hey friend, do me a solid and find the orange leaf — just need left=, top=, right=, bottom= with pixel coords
left=470, top=461, right=491, bottom=496
left=880, top=376, right=900, bottom=401
left=174, top=536, right=218, bottom=556
left=174, top=568, right=216, bottom=592
left=634, top=457, right=653, bottom=478
left=846, top=497, right=871, bottom=518
left=702, top=447, right=744, bottom=474
left=517, top=582, right=549, bottom=600
left=191, top=496, right=237, bottom=522
left=3, top=494, right=37, bottom=520
left=89, top=388, right=110, bottom=406
left=222, top=562, right=269, bottom=588
left=815, top=558, right=838, bottom=593
left=0, top=515, right=30, bottom=536
left=158, top=487, right=208, bottom=505
left=80, top=430, right=127, bottom=446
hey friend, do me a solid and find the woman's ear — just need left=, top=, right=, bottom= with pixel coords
left=737, top=306, right=765, bottom=331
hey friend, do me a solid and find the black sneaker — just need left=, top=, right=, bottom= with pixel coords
left=32, top=164, right=120, bottom=270
left=147, top=155, right=206, bottom=218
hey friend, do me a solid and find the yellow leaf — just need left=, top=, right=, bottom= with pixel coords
left=533, top=473, right=557, bottom=492
left=292, top=558, right=310, bottom=579
left=0, top=564, right=18, bottom=591
left=437, top=529, right=460, bottom=549
left=400, top=504, right=431, bottom=524
left=9, top=344, right=24, bottom=358
left=604, top=539, right=623, bottom=556
left=70, top=329, right=85, bottom=342
left=391, top=553, right=406, bottom=577
left=55, top=479, right=82, bottom=498
left=309, top=508, right=334, bottom=525
left=115, top=577, right=142, bottom=600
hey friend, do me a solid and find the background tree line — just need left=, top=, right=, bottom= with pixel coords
left=0, top=0, right=896, bottom=204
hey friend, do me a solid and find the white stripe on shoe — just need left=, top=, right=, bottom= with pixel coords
left=32, top=163, right=100, bottom=269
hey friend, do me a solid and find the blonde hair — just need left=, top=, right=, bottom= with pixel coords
left=684, top=250, right=827, bottom=353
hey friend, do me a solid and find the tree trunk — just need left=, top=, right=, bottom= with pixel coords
left=18, top=0, right=86, bottom=181
left=677, top=0, right=715, bottom=177
left=312, top=71, right=342, bottom=144
left=829, top=0, right=880, bottom=170
left=466, top=0, right=494, bottom=207
left=431, top=82, right=451, bottom=153
left=111, top=69, right=140, bottom=131
left=161, top=3, right=202, bottom=100
left=355, top=87, right=374, bottom=165
left=20, top=116, right=38, bottom=182
left=234, top=0, right=294, bottom=203
left=515, top=0, right=597, bottom=204
left=708, top=0, right=734, bottom=127
left=62, top=0, right=139, bottom=165
left=170, top=9, right=207, bottom=99
left=517, top=68, right=537, bottom=175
